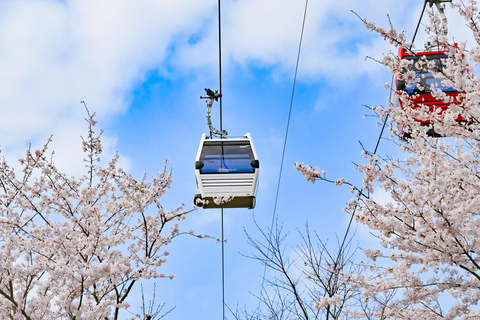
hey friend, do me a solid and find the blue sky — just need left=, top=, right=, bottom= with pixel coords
left=0, top=0, right=472, bottom=318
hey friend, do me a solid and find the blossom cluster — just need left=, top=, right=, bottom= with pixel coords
left=294, top=162, right=322, bottom=183
left=350, top=3, right=480, bottom=318
left=299, top=3, right=480, bottom=318
left=213, top=194, right=234, bottom=205
left=0, top=114, right=193, bottom=319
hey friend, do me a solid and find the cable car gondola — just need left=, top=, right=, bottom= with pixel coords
left=396, top=45, right=463, bottom=127
left=193, top=89, right=259, bottom=209
left=394, top=1, right=465, bottom=137
left=194, top=133, right=259, bottom=209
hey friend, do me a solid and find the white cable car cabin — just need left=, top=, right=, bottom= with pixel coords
left=194, top=133, right=259, bottom=209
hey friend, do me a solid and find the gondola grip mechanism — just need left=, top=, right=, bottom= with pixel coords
left=200, top=88, right=227, bottom=138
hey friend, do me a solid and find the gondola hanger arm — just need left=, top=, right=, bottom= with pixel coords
left=427, top=0, right=451, bottom=39
left=200, top=88, right=228, bottom=138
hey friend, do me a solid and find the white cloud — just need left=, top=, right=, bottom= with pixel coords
left=0, top=0, right=215, bottom=173
left=181, top=0, right=473, bottom=83
left=0, top=0, right=472, bottom=173
left=174, top=0, right=426, bottom=81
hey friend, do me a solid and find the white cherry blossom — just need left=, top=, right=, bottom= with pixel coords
left=297, top=3, right=480, bottom=318
left=0, top=112, right=196, bottom=319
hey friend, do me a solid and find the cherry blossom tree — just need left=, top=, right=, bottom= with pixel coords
left=296, top=1, right=480, bottom=319
left=233, top=222, right=396, bottom=320
left=240, top=225, right=363, bottom=320
left=0, top=108, right=195, bottom=319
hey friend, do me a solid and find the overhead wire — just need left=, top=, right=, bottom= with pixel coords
left=410, top=1, right=428, bottom=50
left=218, top=0, right=223, bottom=132
left=252, top=0, right=428, bottom=317
left=254, top=0, right=309, bottom=316
left=216, top=0, right=225, bottom=319
left=333, top=76, right=393, bottom=268
left=221, top=207, right=225, bottom=320
left=333, top=0, right=429, bottom=269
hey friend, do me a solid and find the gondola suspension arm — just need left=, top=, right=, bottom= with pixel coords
left=200, top=88, right=227, bottom=138
left=427, top=0, right=451, bottom=38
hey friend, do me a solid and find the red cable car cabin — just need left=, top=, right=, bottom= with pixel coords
left=396, top=46, right=463, bottom=126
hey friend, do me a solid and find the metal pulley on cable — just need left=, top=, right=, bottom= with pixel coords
left=193, top=88, right=260, bottom=209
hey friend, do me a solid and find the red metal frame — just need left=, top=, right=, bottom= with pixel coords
left=396, top=45, right=462, bottom=125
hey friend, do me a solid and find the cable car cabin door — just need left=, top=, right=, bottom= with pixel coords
left=194, top=133, right=259, bottom=209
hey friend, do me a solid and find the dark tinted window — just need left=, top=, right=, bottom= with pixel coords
left=200, top=141, right=255, bottom=173
left=400, top=54, right=456, bottom=94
